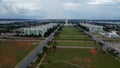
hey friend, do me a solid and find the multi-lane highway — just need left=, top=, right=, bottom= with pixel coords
left=76, top=25, right=110, bottom=48
left=15, top=25, right=62, bottom=68
left=77, top=25, right=120, bottom=57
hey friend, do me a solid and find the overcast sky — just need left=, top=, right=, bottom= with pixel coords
left=0, top=0, right=120, bottom=19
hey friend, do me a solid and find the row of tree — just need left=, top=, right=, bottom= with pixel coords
left=77, top=24, right=89, bottom=31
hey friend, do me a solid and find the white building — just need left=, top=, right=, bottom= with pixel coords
left=23, top=23, right=58, bottom=36
left=100, top=31, right=120, bottom=38
left=64, top=20, right=73, bottom=25
left=64, top=20, right=69, bottom=26
left=80, top=23, right=103, bottom=33
left=88, top=25, right=103, bottom=32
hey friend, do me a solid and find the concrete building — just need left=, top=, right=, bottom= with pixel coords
left=65, top=20, right=68, bottom=25
left=64, top=20, right=73, bottom=25
left=80, top=23, right=103, bottom=33
left=100, top=31, right=120, bottom=38
left=88, top=26, right=103, bottom=32
left=24, top=28, right=46, bottom=36
left=64, top=20, right=68, bottom=25
left=23, top=23, right=58, bottom=36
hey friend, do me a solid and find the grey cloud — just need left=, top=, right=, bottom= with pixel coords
left=0, top=0, right=120, bottom=19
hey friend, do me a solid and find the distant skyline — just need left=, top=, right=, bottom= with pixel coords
left=0, top=0, right=120, bottom=19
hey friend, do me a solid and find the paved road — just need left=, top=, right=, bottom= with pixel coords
left=15, top=25, right=62, bottom=68
left=76, top=25, right=112, bottom=49
left=77, top=25, right=120, bottom=58
left=77, top=26, right=104, bottom=44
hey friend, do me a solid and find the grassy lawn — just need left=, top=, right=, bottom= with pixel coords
left=60, top=26, right=85, bottom=35
left=56, top=35, right=91, bottom=40
left=40, top=48, right=120, bottom=68
left=0, top=41, right=39, bottom=68
left=52, top=41, right=96, bottom=47
left=40, top=25, right=120, bottom=68
left=56, top=25, right=91, bottom=40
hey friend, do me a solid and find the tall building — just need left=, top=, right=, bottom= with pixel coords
left=64, top=20, right=68, bottom=25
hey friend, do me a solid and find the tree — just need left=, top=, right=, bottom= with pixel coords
left=52, top=45, right=56, bottom=49
left=53, top=41, right=57, bottom=46
left=43, top=47, right=48, bottom=51
left=39, top=65, right=44, bottom=68
left=47, top=41, right=51, bottom=45
left=47, top=60, right=51, bottom=64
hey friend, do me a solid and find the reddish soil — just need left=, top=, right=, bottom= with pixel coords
left=84, top=57, right=93, bottom=63
left=0, top=41, right=39, bottom=68
left=90, top=49, right=97, bottom=57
